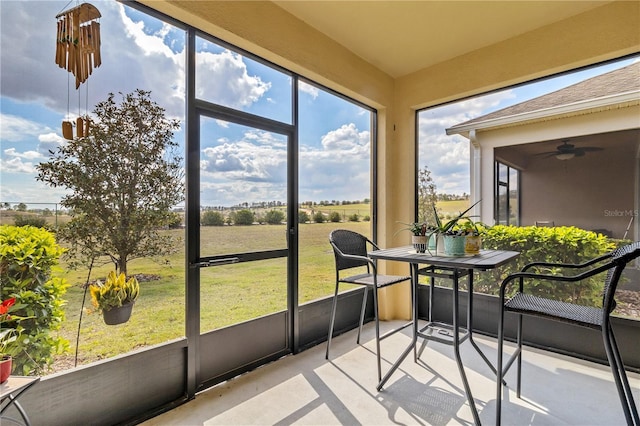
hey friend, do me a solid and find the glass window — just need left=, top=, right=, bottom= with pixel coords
left=196, top=36, right=292, bottom=124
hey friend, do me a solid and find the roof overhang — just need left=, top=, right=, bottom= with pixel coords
left=446, top=90, right=640, bottom=139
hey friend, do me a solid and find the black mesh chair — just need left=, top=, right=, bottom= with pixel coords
left=326, top=229, right=412, bottom=382
left=496, top=241, right=640, bottom=425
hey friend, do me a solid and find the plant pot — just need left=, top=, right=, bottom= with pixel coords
left=443, top=234, right=466, bottom=256
left=102, top=302, right=134, bottom=325
left=465, top=235, right=482, bottom=255
left=412, top=235, right=428, bottom=253
left=0, top=355, right=11, bottom=384
left=428, top=233, right=437, bottom=250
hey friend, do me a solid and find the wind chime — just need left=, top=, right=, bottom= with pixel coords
left=55, top=3, right=102, bottom=140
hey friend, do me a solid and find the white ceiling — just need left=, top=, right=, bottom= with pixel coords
left=273, top=1, right=611, bottom=78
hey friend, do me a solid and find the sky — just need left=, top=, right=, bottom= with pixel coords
left=0, top=1, right=636, bottom=209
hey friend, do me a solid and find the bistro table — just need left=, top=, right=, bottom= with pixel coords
left=368, top=246, right=519, bottom=425
left=1, top=376, right=40, bottom=426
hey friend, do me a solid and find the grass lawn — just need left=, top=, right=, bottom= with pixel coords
left=38, top=201, right=468, bottom=371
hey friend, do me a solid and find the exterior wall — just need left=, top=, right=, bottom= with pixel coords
left=476, top=105, right=640, bottom=239
left=140, top=0, right=640, bottom=319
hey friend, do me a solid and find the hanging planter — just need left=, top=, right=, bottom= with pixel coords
left=102, top=302, right=134, bottom=326
left=90, top=271, right=140, bottom=326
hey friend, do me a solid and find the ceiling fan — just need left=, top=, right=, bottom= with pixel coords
left=537, top=139, right=603, bottom=160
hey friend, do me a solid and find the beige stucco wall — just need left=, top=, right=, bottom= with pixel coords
left=140, top=0, right=640, bottom=319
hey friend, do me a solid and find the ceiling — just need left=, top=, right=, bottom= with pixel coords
left=273, top=1, right=611, bottom=78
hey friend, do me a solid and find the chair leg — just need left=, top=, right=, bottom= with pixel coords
left=603, top=323, right=639, bottom=425
left=357, top=287, right=369, bottom=344
left=496, top=306, right=506, bottom=426
left=516, top=313, right=523, bottom=398
left=325, top=282, right=340, bottom=360
left=372, top=285, right=382, bottom=383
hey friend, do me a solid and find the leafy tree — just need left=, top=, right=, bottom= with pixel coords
left=264, top=210, right=285, bottom=225
left=202, top=210, right=225, bottom=226
left=36, top=90, right=184, bottom=276
left=15, top=203, right=27, bottom=212
left=417, top=165, right=438, bottom=225
left=234, top=209, right=255, bottom=225
left=298, top=210, right=310, bottom=223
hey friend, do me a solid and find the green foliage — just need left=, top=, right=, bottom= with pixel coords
left=234, top=209, right=255, bottom=225
left=202, top=210, right=225, bottom=226
left=14, top=215, right=48, bottom=229
left=0, top=225, right=70, bottom=375
left=313, top=211, right=325, bottom=223
left=417, top=166, right=438, bottom=225
left=348, top=213, right=359, bottom=222
left=166, top=212, right=183, bottom=229
left=36, top=89, right=184, bottom=276
left=90, top=271, right=140, bottom=312
left=329, top=211, right=341, bottom=223
left=298, top=210, right=310, bottom=223
left=475, top=225, right=617, bottom=304
left=264, top=210, right=285, bottom=225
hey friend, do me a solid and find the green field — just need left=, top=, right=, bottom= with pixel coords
left=3, top=200, right=469, bottom=371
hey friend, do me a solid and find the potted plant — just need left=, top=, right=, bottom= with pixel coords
left=459, top=218, right=484, bottom=255
left=0, top=297, right=26, bottom=383
left=432, top=200, right=481, bottom=255
left=90, top=271, right=140, bottom=325
left=396, top=221, right=437, bottom=253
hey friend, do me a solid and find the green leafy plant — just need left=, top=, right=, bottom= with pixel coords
left=0, top=225, right=70, bottom=375
left=433, top=200, right=481, bottom=234
left=90, top=271, right=140, bottom=312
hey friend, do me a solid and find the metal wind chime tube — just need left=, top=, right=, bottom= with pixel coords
left=55, top=3, right=101, bottom=139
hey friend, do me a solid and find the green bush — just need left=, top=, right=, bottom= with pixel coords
left=202, top=210, right=225, bottom=226
left=264, top=210, right=285, bottom=225
left=14, top=215, right=48, bottom=229
left=348, top=213, right=359, bottom=222
left=313, top=212, right=325, bottom=223
left=329, top=212, right=341, bottom=222
left=0, top=225, right=70, bottom=375
left=234, top=209, right=255, bottom=226
left=298, top=211, right=310, bottom=223
left=475, top=225, right=617, bottom=305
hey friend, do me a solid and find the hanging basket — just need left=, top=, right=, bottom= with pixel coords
left=102, top=302, right=134, bottom=325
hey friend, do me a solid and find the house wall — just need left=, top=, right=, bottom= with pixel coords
left=140, top=0, right=640, bottom=319
left=476, top=105, right=640, bottom=239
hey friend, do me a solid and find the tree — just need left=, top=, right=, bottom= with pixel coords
left=36, top=90, right=184, bottom=276
left=417, top=165, right=438, bottom=226
left=264, top=210, right=285, bottom=225
left=15, top=203, right=27, bottom=212
left=234, top=209, right=255, bottom=225
left=202, top=210, right=225, bottom=226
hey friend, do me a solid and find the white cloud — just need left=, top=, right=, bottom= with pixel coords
left=3, top=148, right=43, bottom=160
left=1, top=156, right=36, bottom=174
left=298, top=81, right=319, bottom=99
left=0, top=114, right=49, bottom=142
left=196, top=50, right=271, bottom=109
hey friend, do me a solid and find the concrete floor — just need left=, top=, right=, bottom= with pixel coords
left=142, top=321, right=639, bottom=425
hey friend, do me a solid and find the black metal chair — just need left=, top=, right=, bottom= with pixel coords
left=326, top=229, right=412, bottom=382
left=496, top=241, right=640, bottom=425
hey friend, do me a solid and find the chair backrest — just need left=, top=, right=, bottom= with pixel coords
left=329, top=229, right=370, bottom=272
left=603, top=241, right=640, bottom=314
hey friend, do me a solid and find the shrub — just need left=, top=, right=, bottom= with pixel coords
left=14, top=215, right=48, bottom=229
left=298, top=211, right=310, bottom=224
left=234, top=209, right=255, bottom=226
left=265, top=210, right=285, bottom=225
left=167, top=212, right=183, bottom=229
left=475, top=225, right=616, bottom=304
left=363, top=215, right=371, bottom=222
left=313, top=211, right=325, bottom=223
left=0, top=225, right=70, bottom=375
left=202, top=210, right=225, bottom=226
left=329, top=212, right=341, bottom=222
left=348, top=213, right=359, bottom=222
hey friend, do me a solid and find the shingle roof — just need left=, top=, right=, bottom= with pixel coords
left=448, top=61, right=640, bottom=129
